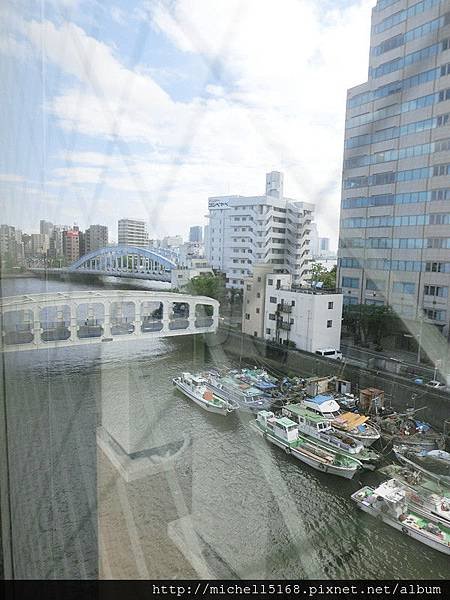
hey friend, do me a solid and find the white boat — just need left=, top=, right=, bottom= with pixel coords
left=282, top=403, right=380, bottom=470
left=250, top=411, right=362, bottom=479
left=302, top=394, right=341, bottom=418
left=382, top=465, right=450, bottom=527
left=331, top=412, right=380, bottom=447
left=351, top=480, right=450, bottom=555
left=204, top=371, right=273, bottom=412
left=172, top=373, right=237, bottom=416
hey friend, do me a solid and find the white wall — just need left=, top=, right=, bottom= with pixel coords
left=263, top=277, right=342, bottom=352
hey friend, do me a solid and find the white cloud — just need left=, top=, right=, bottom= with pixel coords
left=6, top=1, right=373, bottom=243
left=0, top=173, right=26, bottom=183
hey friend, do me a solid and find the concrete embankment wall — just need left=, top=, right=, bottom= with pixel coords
left=210, top=328, right=450, bottom=431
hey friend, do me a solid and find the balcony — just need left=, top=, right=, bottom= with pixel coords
left=278, top=321, right=291, bottom=331
left=278, top=302, right=293, bottom=313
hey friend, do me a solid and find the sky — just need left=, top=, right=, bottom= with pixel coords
left=0, top=0, right=374, bottom=246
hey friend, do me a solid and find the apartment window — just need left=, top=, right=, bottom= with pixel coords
left=266, top=328, right=271, bottom=335
left=268, top=279, right=273, bottom=286
left=328, top=302, right=334, bottom=310
left=257, top=277, right=261, bottom=282
left=256, top=308, right=260, bottom=314
left=327, top=320, right=333, bottom=328
left=342, top=277, right=360, bottom=289
left=425, top=262, right=450, bottom=273
left=269, top=313, right=276, bottom=321
left=392, top=282, right=415, bottom=294
left=365, top=279, right=384, bottom=292
left=269, top=297, right=277, bottom=303
left=256, top=292, right=261, bottom=298
left=245, top=314, right=250, bottom=320
left=424, top=285, right=448, bottom=298
left=423, top=308, right=447, bottom=321
left=254, top=332, right=258, bottom=337
left=246, top=285, right=251, bottom=291
left=343, top=296, right=358, bottom=306
left=291, top=301, right=295, bottom=307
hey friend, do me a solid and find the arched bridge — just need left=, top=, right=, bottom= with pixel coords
left=0, top=290, right=219, bottom=352
left=67, top=245, right=179, bottom=282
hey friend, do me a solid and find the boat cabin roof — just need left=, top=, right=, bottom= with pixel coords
left=373, top=480, right=406, bottom=504
left=276, top=416, right=298, bottom=429
left=285, top=404, right=329, bottom=424
left=184, top=373, right=207, bottom=384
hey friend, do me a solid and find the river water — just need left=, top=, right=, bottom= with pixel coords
left=1, top=277, right=449, bottom=579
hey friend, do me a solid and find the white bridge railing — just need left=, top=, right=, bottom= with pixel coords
left=0, top=290, right=219, bottom=352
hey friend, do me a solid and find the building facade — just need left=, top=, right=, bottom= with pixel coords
left=85, top=224, right=108, bottom=254
left=0, top=225, right=24, bottom=265
left=189, top=225, right=203, bottom=243
left=162, top=235, right=183, bottom=248
left=243, top=269, right=343, bottom=352
left=30, top=233, right=50, bottom=256
left=63, top=229, right=80, bottom=263
left=206, top=171, right=315, bottom=289
left=118, top=219, right=149, bottom=247
left=338, top=0, right=450, bottom=339
left=39, top=220, right=54, bottom=236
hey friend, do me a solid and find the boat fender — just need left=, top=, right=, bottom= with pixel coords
left=402, top=526, right=408, bottom=535
left=285, top=446, right=290, bottom=455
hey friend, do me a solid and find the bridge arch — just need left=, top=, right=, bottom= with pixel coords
left=68, top=245, right=177, bottom=281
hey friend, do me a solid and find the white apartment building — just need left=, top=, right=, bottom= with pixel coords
left=243, top=270, right=343, bottom=353
left=206, top=171, right=315, bottom=289
left=118, top=219, right=149, bottom=247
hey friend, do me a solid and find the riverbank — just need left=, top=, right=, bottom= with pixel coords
left=0, top=271, right=36, bottom=279
left=213, top=327, right=450, bottom=431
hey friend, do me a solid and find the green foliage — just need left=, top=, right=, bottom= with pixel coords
left=343, top=303, right=397, bottom=345
left=310, top=263, right=336, bottom=289
left=184, top=273, right=226, bottom=303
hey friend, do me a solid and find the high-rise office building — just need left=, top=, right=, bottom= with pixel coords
left=189, top=225, right=203, bottom=243
left=118, top=219, right=149, bottom=246
left=40, top=220, right=54, bottom=236
left=206, top=171, right=315, bottom=289
left=338, top=0, right=450, bottom=338
left=85, top=224, right=108, bottom=253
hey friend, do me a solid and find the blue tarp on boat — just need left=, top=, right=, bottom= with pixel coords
left=311, top=394, right=333, bottom=405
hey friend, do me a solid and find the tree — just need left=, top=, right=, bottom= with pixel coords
left=184, top=273, right=226, bottom=304
left=343, top=303, right=397, bottom=346
left=310, top=263, right=336, bottom=289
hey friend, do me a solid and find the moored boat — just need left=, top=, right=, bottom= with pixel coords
left=351, top=480, right=450, bottom=555
left=204, top=371, right=273, bottom=412
left=302, top=394, right=341, bottom=419
left=374, top=411, right=443, bottom=450
left=250, top=411, right=362, bottom=479
left=378, top=468, right=450, bottom=527
left=393, top=445, right=450, bottom=484
left=173, top=373, right=237, bottom=415
left=282, top=403, right=380, bottom=470
left=332, top=412, right=380, bottom=447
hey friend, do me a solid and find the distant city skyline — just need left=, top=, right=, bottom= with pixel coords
left=1, top=0, right=373, bottom=245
